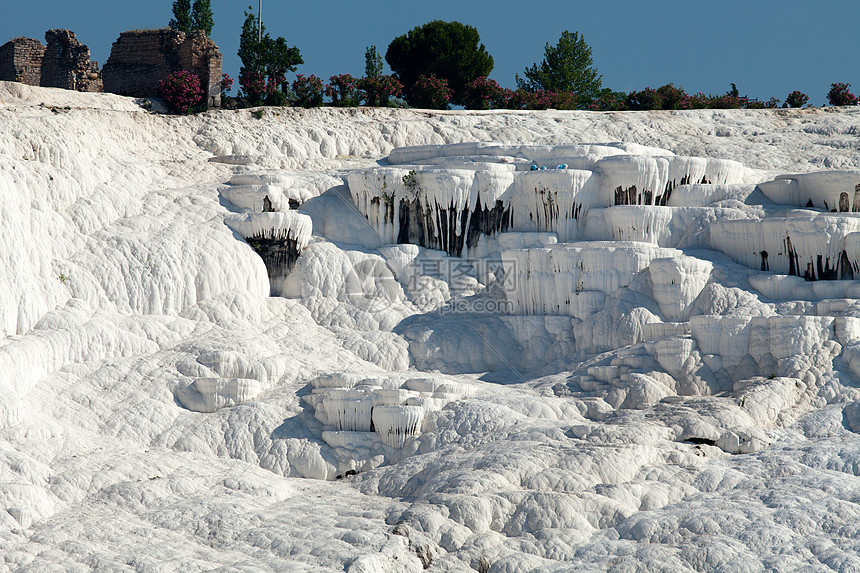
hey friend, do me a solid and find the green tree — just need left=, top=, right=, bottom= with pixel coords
left=263, top=36, right=302, bottom=81
left=237, top=6, right=302, bottom=101
left=169, top=0, right=192, bottom=33
left=191, top=0, right=214, bottom=36
left=516, top=30, right=602, bottom=102
left=365, top=45, right=383, bottom=79
left=238, top=8, right=264, bottom=76
left=386, top=20, right=493, bottom=105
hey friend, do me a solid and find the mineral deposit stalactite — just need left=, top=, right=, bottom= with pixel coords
left=246, top=233, right=303, bottom=280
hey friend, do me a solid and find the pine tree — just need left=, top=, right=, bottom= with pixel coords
left=169, top=0, right=192, bottom=33
left=386, top=20, right=494, bottom=105
left=365, top=45, right=383, bottom=79
left=516, top=31, right=602, bottom=102
left=191, top=0, right=214, bottom=36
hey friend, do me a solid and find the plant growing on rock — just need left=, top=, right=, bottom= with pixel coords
left=785, top=90, right=809, bottom=108
left=292, top=74, right=325, bottom=107
left=159, top=70, right=204, bottom=114
left=827, top=83, right=858, bottom=106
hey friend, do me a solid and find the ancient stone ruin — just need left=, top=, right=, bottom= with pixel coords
left=0, top=37, right=45, bottom=86
left=102, top=29, right=223, bottom=107
left=0, top=30, right=101, bottom=92
left=0, top=28, right=222, bottom=106
left=40, top=29, right=103, bottom=92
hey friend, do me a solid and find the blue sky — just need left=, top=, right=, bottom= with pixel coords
left=2, top=0, right=859, bottom=105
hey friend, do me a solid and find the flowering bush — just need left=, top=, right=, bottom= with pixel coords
left=326, top=74, right=361, bottom=107
left=409, top=74, right=453, bottom=109
left=765, top=97, right=781, bottom=109
left=158, top=70, right=204, bottom=114
left=265, top=75, right=288, bottom=106
left=292, top=74, right=325, bottom=108
left=747, top=97, right=781, bottom=109
left=533, top=90, right=578, bottom=110
left=827, top=83, right=858, bottom=106
left=504, top=89, right=538, bottom=110
left=220, top=73, right=233, bottom=97
left=625, top=88, right=663, bottom=111
left=785, top=91, right=809, bottom=108
left=684, top=92, right=713, bottom=109
left=239, top=71, right=274, bottom=105
left=588, top=90, right=628, bottom=111
left=656, top=84, right=689, bottom=110
left=357, top=74, right=402, bottom=107
left=708, top=94, right=747, bottom=109
left=463, top=77, right=511, bottom=110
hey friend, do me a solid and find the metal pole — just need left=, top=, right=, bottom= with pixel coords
left=258, top=0, right=262, bottom=43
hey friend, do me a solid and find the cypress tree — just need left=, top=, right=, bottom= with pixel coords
left=192, top=0, right=214, bottom=36
left=169, top=0, right=192, bottom=33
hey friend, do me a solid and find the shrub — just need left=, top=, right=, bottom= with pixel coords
left=408, top=74, right=453, bottom=109
left=239, top=71, right=274, bottom=105
left=785, top=90, right=809, bottom=108
left=327, top=74, right=361, bottom=107
left=827, top=82, right=858, bottom=106
left=292, top=74, right=325, bottom=107
left=685, top=92, right=713, bottom=109
left=656, top=84, right=688, bottom=110
left=533, top=90, right=578, bottom=110
left=220, top=73, right=233, bottom=96
left=504, top=89, right=538, bottom=110
left=358, top=74, right=403, bottom=107
left=747, top=97, right=781, bottom=109
left=588, top=89, right=628, bottom=111
left=463, top=76, right=511, bottom=110
left=709, top=94, right=747, bottom=109
left=159, top=70, right=204, bottom=114
left=625, top=87, right=663, bottom=110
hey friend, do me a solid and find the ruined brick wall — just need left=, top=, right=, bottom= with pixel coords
left=103, top=29, right=222, bottom=107
left=40, top=29, right=102, bottom=92
left=0, top=38, right=45, bottom=85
